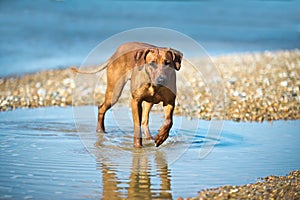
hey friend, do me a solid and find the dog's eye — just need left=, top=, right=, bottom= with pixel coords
left=164, top=60, right=171, bottom=65
left=149, top=62, right=156, bottom=68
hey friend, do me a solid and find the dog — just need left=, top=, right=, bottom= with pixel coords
left=72, top=42, right=183, bottom=148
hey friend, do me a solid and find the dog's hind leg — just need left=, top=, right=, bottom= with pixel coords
left=96, top=71, right=128, bottom=133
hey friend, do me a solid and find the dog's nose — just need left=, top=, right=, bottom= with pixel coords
left=156, top=75, right=168, bottom=86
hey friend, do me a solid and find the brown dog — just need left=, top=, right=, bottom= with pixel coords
left=72, top=42, right=183, bottom=148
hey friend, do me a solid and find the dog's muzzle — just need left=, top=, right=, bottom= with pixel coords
left=156, top=75, right=168, bottom=86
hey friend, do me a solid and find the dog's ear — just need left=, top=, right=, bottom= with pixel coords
left=134, top=49, right=151, bottom=68
left=168, top=49, right=183, bottom=71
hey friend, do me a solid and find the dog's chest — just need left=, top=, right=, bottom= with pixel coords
left=142, top=85, right=172, bottom=104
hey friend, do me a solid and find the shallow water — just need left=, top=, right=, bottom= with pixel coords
left=0, top=106, right=299, bottom=199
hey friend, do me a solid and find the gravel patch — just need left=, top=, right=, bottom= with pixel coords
left=181, top=170, right=300, bottom=200
left=0, top=49, right=299, bottom=122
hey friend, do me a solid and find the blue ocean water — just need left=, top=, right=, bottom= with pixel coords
left=0, top=0, right=299, bottom=76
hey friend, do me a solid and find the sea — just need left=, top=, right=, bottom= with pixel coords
left=0, top=0, right=299, bottom=77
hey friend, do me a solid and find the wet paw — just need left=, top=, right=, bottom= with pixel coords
left=96, top=127, right=105, bottom=133
left=134, top=137, right=143, bottom=148
left=154, top=133, right=169, bottom=147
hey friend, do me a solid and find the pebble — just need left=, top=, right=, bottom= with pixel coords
left=0, top=50, right=299, bottom=122
left=182, top=170, right=300, bottom=200
left=175, top=49, right=300, bottom=121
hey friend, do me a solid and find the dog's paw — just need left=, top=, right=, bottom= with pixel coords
left=134, top=137, right=143, bottom=148
left=96, top=128, right=105, bottom=133
left=154, top=133, right=169, bottom=147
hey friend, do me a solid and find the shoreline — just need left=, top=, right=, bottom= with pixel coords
left=182, top=170, right=300, bottom=200
left=1, top=49, right=299, bottom=122
left=0, top=50, right=299, bottom=199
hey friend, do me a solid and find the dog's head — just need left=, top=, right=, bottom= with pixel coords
left=135, top=47, right=183, bottom=86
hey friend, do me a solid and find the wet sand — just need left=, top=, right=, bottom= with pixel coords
left=0, top=50, right=299, bottom=199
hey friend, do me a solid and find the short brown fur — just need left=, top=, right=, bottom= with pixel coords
left=72, top=42, right=183, bottom=147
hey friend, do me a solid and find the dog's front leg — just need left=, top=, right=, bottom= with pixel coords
left=155, top=103, right=174, bottom=147
left=131, top=98, right=143, bottom=148
left=141, top=102, right=154, bottom=140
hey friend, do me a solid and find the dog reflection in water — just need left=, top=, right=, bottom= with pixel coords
left=98, top=151, right=172, bottom=199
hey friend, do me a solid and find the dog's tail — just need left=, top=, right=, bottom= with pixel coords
left=71, top=63, right=107, bottom=74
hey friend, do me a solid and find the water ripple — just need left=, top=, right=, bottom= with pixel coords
left=0, top=107, right=299, bottom=199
